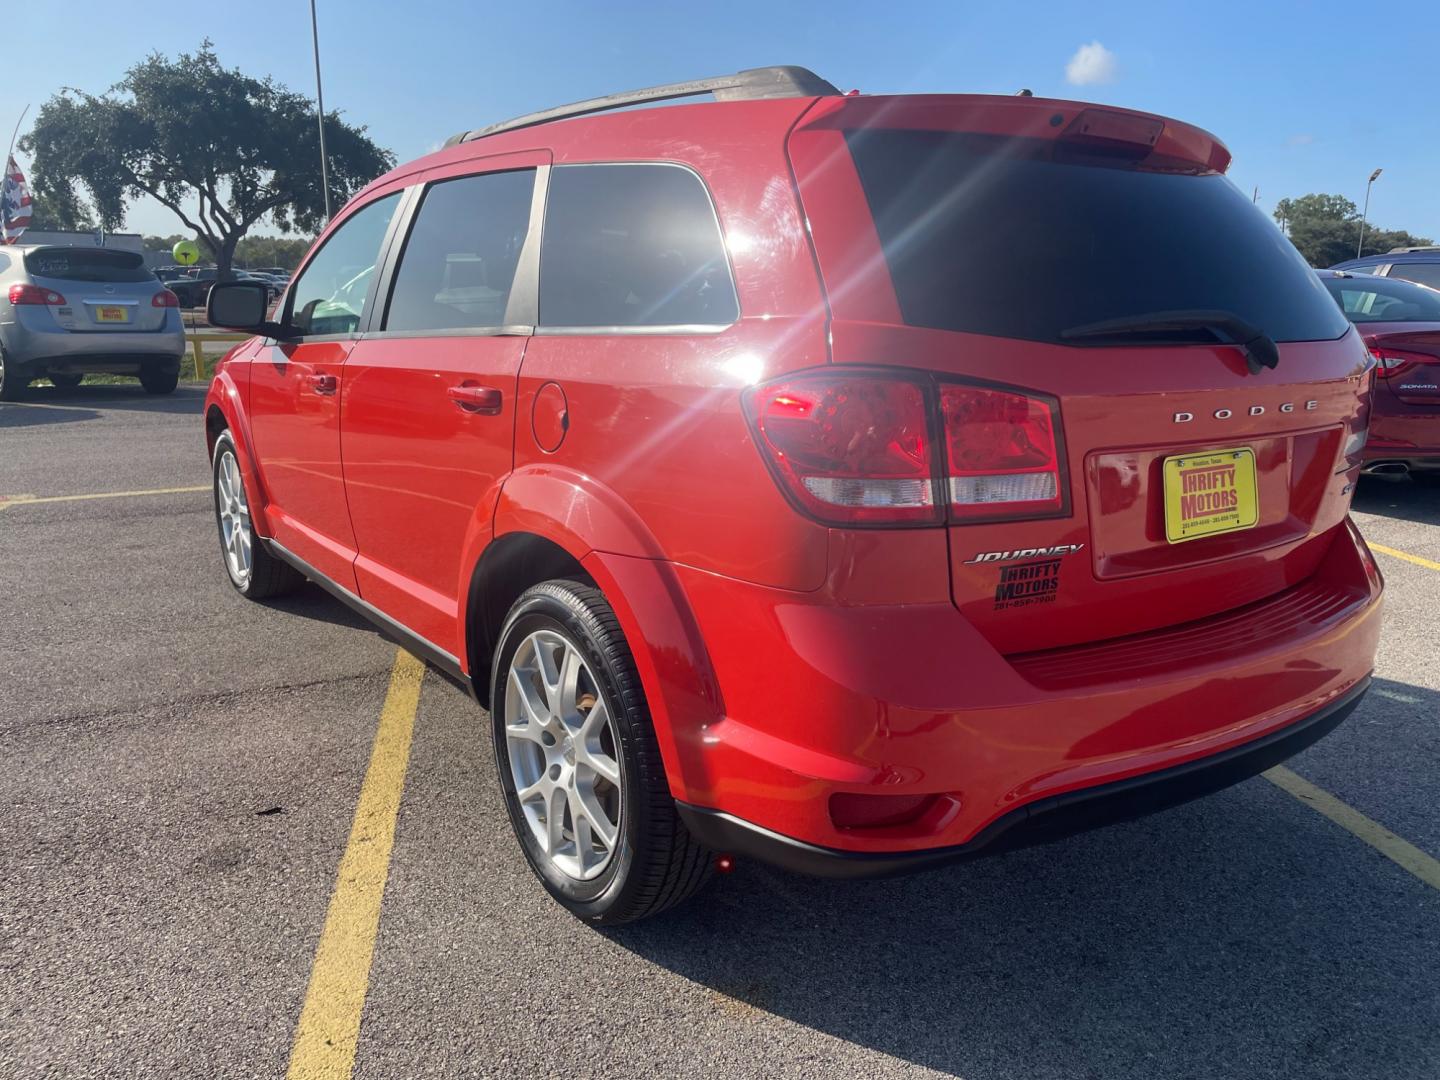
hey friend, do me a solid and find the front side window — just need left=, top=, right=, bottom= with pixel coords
left=289, top=192, right=400, bottom=337
left=385, top=169, right=536, bottom=332
left=539, top=164, right=738, bottom=329
left=1389, top=263, right=1440, bottom=290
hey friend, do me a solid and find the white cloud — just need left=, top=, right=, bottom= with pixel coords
left=1286, top=133, right=1315, bottom=147
left=1065, top=41, right=1118, bottom=86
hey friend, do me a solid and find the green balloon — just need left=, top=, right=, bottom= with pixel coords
left=172, top=240, right=200, bottom=266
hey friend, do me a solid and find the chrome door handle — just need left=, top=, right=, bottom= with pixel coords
left=309, top=373, right=337, bottom=396
left=447, top=384, right=503, bottom=415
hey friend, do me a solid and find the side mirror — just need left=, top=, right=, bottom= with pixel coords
left=207, top=280, right=289, bottom=338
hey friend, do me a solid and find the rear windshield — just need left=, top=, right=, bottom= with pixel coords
left=1323, top=274, right=1440, bottom=323
left=845, top=131, right=1350, bottom=344
left=24, top=247, right=153, bottom=283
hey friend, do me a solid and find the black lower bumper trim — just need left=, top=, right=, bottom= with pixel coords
left=675, top=677, right=1370, bottom=879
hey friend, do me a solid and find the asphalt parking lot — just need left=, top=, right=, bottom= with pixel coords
left=2, top=384, right=1437, bottom=1080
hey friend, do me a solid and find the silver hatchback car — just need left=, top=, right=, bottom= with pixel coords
left=0, top=244, right=187, bottom=399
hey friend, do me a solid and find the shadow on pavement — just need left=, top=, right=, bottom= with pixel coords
left=0, top=400, right=102, bottom=428
left=609, top=676, right=1438, bottom=1079
left=1352, top=475, right=1440, bottom=527
left=5, top=383, right=206, bottom=417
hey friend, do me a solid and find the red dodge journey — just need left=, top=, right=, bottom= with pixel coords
left=203, top=67, right=1383, bottom=923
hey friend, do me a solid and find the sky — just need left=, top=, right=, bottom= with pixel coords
left=7, top=0, right=1437, bottom=241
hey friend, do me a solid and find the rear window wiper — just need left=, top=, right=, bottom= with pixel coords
left=1060, top=310, right=1280, bottom=374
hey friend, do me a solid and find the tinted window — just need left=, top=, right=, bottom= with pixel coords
left=539, top=164, right=738, bottom=328
left=25, top=248, right=153, bottom=283
left=845, top=131, right=1350, bottom=344
left=1323, top=275, right=1440, bottom=323
left=289, top=192, right=400, bottom=336
left=1390, top=263, right=1440, bottom=290
left=386, top=169, right=535, bottom=331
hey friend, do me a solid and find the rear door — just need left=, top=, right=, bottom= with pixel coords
left=247, top=190, right=403, bottom=591
left=340, top=152, right=545, bottom=657
left=790, top=99, right=1368, bottom=655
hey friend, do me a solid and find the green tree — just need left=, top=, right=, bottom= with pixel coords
left=25, top=187, right=94, bottom=231
left=20, top=41, right=394, bottom=278
left=1274, top=193, right=1432, bottom=267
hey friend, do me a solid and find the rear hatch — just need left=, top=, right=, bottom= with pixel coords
left=788, top=95, right=1368, bottom=654
left=23, top=247, right=170, bottom=332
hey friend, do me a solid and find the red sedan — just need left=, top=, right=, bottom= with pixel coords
left=1319, top=270, right=1440, bottom=483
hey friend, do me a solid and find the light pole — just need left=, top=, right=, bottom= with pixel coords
left=310, top=0, right=333, bottom=222
left=1356, top=168, right=1382, bottom=258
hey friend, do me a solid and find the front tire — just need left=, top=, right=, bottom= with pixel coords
left=212, top=430, right=301, bottom=600
left=491, top=580, right=712, bottom=925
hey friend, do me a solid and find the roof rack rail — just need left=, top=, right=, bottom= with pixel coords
left=444, top=66, right=842, bottom=147
left=1387, top=245, right=1440, bottom=254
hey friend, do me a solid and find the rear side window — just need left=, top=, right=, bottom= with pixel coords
left=385, top=169, right=536, bottom=331
left=845, top=130, right=1350, bottom=345
left=539, top=164, right=738, bottom=329
left=25, top=248, right=152, bottom=283
left=1390, top=263, right=1440, bottom=290
left=289, top=192, right=400, bottom=337
left=1323, top=275, right=1440, bottom=323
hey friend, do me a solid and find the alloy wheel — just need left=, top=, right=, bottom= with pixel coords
left=505, top=629, right=623, bottom=881
left=216, top=449, right=253, bottom=585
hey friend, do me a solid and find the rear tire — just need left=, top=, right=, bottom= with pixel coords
left=49, top=373, right=83, bottom=389
left=141, top=368, right=180, bottom=395
left=491, top=580, right=712, bottom=925
left=212, top=430, right=302, bottom=600
left=0, top=351, right=26, bottom=401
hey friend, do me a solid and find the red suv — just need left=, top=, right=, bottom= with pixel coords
left=204, top=67, right=1383, bottom=924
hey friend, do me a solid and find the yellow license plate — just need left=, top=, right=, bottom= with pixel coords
left=1162, top=447, right=1259, bottom=544
left=95, top=306, right=128, bottom=323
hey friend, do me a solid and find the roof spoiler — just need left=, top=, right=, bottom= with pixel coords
left=444, top=66, right=841, bottom=147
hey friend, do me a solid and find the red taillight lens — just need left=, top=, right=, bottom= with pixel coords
left=746, top=371, right=1069, bottom=527
left=8, top=283, right=66, bottom=306
left=940, top=385, right=1065, bottom=520
left=152, top=289, right=179, bottom=308
left=1371, top=347, right=1424, bottom=378
left=747, top=373, right=940, bottom=525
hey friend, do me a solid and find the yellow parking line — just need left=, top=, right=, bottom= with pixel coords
left=1368, top=542, right=1440, bottom=573
left=0, top=485, right=209, bottom=511
left=1265, top=766, right=1440, bottom=891
left=287, top=649, right=425, bottom=1080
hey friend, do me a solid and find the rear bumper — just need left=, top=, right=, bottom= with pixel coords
left=1364, top=412, right=1440, bottom=467
left=637, top=518, right=1382, bottom=860
left=677, top=675, right=1369, bottom=877
left=1, top=317, right=186, bottom=372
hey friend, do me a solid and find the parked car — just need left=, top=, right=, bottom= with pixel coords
left=0, top=244, right=185, bottom=397
left=153, top=266, right=189, bottom=284
left=250, top=266, right=293, bottom=282
left=1318, top=269, right=1440, bottom=482
left=168, top=272, right=217, bottom=308
left=1331, top=247, right=1440, bottom=290
left=203, top=67, right=1382, bottom=924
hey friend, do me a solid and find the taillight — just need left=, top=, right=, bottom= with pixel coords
left=746, top=373, right=940, bottom=525
left=8, top=283, right=66, bottom=306
left=152, top=289, right=179, bottom=308
left=745, top=370, right=1068, bottom=527
left=940, top=385, right=1065, bottom=520
left=1371, top=347, right=1424, bottom=378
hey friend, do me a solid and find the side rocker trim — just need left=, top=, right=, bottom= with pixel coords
left=266, top=538, right=473, bottom=693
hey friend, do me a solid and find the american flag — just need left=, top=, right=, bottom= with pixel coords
left=2, top=155, right=32, bottom=244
